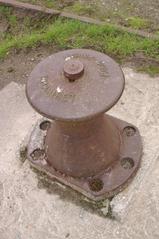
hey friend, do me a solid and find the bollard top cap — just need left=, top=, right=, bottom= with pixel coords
left=26, top=49, right=125, bottom=121
left=63, top=59, right=84, bottom=81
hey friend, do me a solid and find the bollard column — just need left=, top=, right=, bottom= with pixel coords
left=26, top=49, right=142, bottom=201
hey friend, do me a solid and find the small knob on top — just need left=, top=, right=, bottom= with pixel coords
left=63, top=59, right=84, bottom=81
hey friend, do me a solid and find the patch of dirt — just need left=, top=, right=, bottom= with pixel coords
left=124, top=52, right=159, bottom=76
left=0, top=18, right=8, bottom=35
left=96, top=0, right=159, bottom=22
left=0, top=15, right=9, bottom=40
left=0, top=45, right=59, bottom=90
left=80, top=0, right=159, bottom=31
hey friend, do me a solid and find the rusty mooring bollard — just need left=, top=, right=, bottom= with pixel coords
left=26, top=49, right=142, bottom=201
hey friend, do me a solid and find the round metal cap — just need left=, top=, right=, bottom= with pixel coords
left=63, top=59, right=84, bottom=81
left=26, top=49, right=125, bottom=121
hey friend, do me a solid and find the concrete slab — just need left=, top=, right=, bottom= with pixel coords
left=110, top=68, right=159, bottom=220
left=0, top=68, right=159, bottom=239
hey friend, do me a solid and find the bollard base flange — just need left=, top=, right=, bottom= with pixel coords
left=27, top=115, right=142, bottom=201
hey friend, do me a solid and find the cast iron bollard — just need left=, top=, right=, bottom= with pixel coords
left=26, top=49, right=142, bottom=201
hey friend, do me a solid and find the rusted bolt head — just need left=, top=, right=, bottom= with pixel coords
left=64, top=59, right=84, bottom=81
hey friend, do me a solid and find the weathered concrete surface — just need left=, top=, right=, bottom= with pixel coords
left=110, top=68, right=159, bottom=221
left=0, top=68, right=159, bottom=239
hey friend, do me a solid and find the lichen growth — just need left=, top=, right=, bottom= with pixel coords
left=31, top=165, right=115, bottom=218
left=19, top=146, right=27, bottom=163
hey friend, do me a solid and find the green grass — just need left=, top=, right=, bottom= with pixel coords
left=0, top=5, right=17, bottom=26
left=0, top=19, right=159, bottom=61
left=0, top=4, right=159, bottom=76
left=0, top=5, right=58, bottom=40
left=43, top=0, right=55, bottom=8
left=137, top=65, right=159, bottom=77
left=0, top=5, right=11, bottom=15
left=127, top=17, right=150, bottom=30
left=69, top=2, right=96, bottom=16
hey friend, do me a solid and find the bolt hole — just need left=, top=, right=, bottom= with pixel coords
left=30, top=149, right=45, bottom=161
left=121, top=157, right=134, bottom=169
left=68, top=77, right=76, bottom=83
left=88, top=178, right=104, bottom=192
left=40, top=121, right=50, bottom=131
left=124, top=126, right=136, bottom=136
